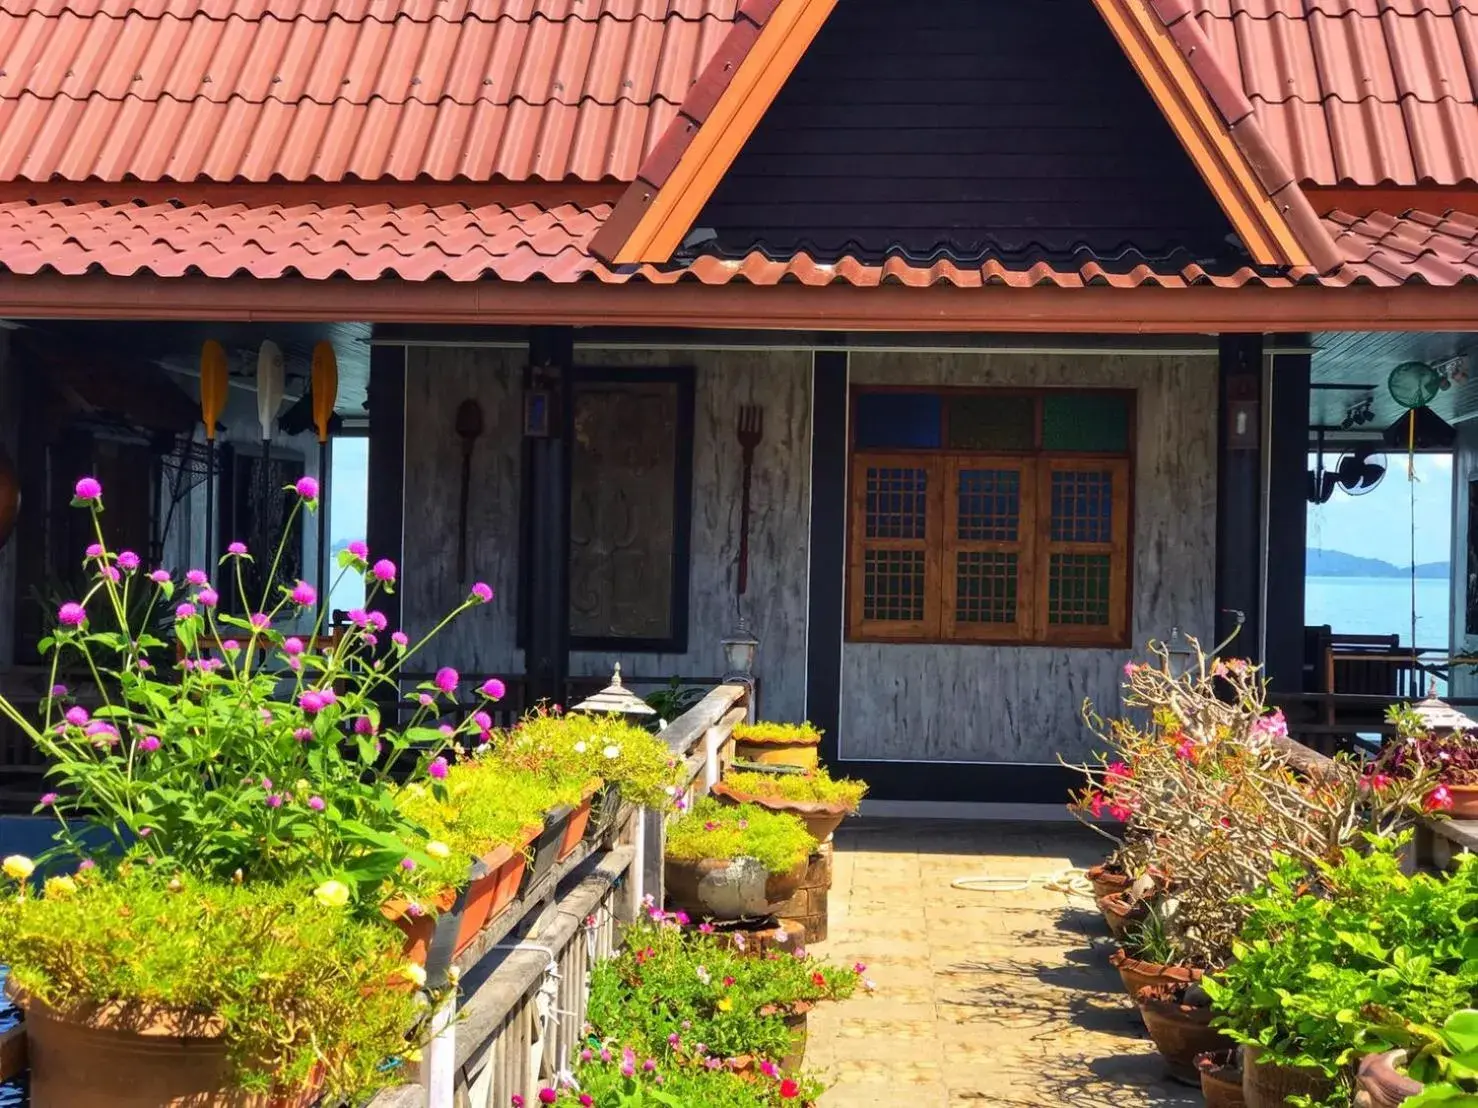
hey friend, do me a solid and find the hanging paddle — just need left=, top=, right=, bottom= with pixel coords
left=199, top=340, right=229, bottom=567
left=311, top=341, right=339, bottom=622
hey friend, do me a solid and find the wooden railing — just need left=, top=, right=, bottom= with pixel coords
left=364, top=681, right=753, bottom=1108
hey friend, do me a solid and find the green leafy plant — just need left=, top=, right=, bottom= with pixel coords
left=645, top=677, right=706, bottom=722
left=1203, top=835, right=1478, bottom=1093
left=551, top=1060, right=822, bottom=1106
left=1125, top=903, right=1176, bottom=966
left=665, top=798, right=816, bottom=875
left=497, top=708, right=684, bottom=808
left=721, top=769, right=867, bottom=811
left=1382, top=1009, right=1478, bottom=1106
left=0, top=863, right=426, bottom=1099
left=731, top=722, right=822, bottom=747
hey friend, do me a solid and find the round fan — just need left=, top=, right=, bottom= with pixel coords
left=1334, top=449, right=1386, bottom=495
left=1388, top=361, right=1442, bottom=410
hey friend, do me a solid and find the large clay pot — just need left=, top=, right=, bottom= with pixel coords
left=1447, top=783, right=1478, bottom=819
left=1135, top=985, right=1229, bottom=1085
left=664, top=855, right=808, bottom=921
left=11, top=985, right=320, bottom=1108
left=1243, top=1045, right=1336, bottom=1108
left=1109, top=947, right=1201, bottom=1000
left=557, top=782, right=602, bottom=862
left=711, top=780, right=850, bottom=843
left=1354, top=1050, right=1423, bottom=1108
left=1197, top=1050, right=1246, bottom=1108
left=1097, top=891, right=1148, bottom=942
left=1087, top=862, right=1130, bottom=900
left=732, top=730, right=820, bottom=770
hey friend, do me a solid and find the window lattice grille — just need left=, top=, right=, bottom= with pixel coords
left=957, top=469, right=1020, bottom=542
left=864, top=466, right=928, bottom=540
left=1048, top=553, right=1112, bottom=626
left=863, top=549, right=927, bottom=622
left=956, top=551, right=1018, bottom=624
left=1050, top=470, right=1113, bottom=543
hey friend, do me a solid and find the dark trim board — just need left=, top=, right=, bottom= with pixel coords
left=836, top=759, right=1079, bottom=804
left=806, top=351, right=848, bottom=767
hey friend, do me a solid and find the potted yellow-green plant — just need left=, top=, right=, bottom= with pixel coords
left=731, top=721, right=823, bottom=770
left=663, top=798, right=817, bottom=920
left=712, top=767, right=866, bottom=842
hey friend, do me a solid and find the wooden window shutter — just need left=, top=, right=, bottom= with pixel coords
left=848, top=454, right=942, bottom=639
left=941, top=458, right=1035, bottom=642
left=1035, top=458, right=1131, bottom=645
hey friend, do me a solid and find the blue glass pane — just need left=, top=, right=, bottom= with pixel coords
left=855, top=393, right=942, bottom=449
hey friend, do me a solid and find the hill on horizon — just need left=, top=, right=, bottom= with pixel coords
left=1308, top=548, right=1449, bottom=579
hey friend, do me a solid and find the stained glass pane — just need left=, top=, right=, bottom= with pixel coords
left=956, top=552, right=1018, bottom=624
left=1042, top=394, right=1129, bottom=452
left=865, top=466, right=928, bottom=540
left=957, top=469, right=1020, bottom=541
left=863, top=550, right=926, bottom=622
left=1048, top=553, right=1112, bottom=625
left=855, top=393, right=942, bottom=449
left=1050, top=470, right=1113, bottom=543
left=946, top=395, right=1034, bottom=450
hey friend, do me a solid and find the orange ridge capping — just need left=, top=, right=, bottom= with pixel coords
left=588, top=0, right=839, bottom=266
left=1094, top=0, right=1343, bottom=274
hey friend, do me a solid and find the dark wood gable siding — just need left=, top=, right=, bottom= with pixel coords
left=696, top=0, right=1243, bottom=273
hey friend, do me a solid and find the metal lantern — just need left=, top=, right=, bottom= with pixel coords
left=571, top=664, right=656, bottom=720
left=721, top=618, right=759, bottom=683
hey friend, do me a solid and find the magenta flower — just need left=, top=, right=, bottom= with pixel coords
left=295, top=476, right=319, bottom=501
left=78, top=859, right=95, bottom=872
left=227, top=542, right=249, bottom=556
left=307, top=795, right=325, bottom=811
left=512, top=1097, right=525, bottom=1108
left=175, top=603, right=198, bottom=624
left=221, top=640, right=239, bottom=653
left=471, top=582, right=494, bottom=603
left=698, top=922, right=714, bottom=934
left=49, top=684, right=67, bottom=698
left=100, top=566, right=121, bottom=583
left=149, top=569, right=170, bottom=585
left=248, top=612, right=269, bottom=631
left=427, top=756, right=449, bottom=780
left=353, top=716, right=375, bottom=735
left=579, top=1097, right=593, bottom=1108
left=39, top=792, right=59, bottom=806
left=265, top=793, right=283, bottom=808
left=136, top=657, right=151, bottom=671
left=293, top=727, right=313, bottom=742
left=538, top=1090, right=558, bottom=1105
left=319, top=687, right=337, bottom=705
left=282, top=637, right=304, bottom=656
left=197, top=587, right=219, bottom=608
left=348, top=608, right=368, bottom=627
left=1425, top=785, right=1455, bottom=812
left=400, top=857, right=416, bottom=871
left=472, top=711, right=492, bottom=731
left=579, top=1049, right=593, bottom=1063
left=418, top=693, right=434, bottom=707
left=392, top=630, right=409, bottom=648
left=74, top=476, right=102, bottom=501
left=299, top=691, right=325, bottom=714
left=57, top=602, right=86, bottom=627
left=434, top=667, right=459, bottom=694
left=481, top=677, right=506, bottom=700
left=185, top=569, right=208, bottom=587
left=117, top=550, right=140, bottom=572
left=137, top=735, right=161, bottom=753
left=291, top=581, right=316, bottom=607
left=85, top=542, right=104, bottom=558
left=86, top=721, right=119, bottom=745
left=367, top=610, right=388, bottom=631
left=854, top=961, right=867, bottom=973
left=372, top=559, right=396, bottom=583
left=347, top=540, right=369, bottom=561
left=438, top=724, right=455, bottom=737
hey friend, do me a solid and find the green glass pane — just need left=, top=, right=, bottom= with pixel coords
left=946, top=395, right=1035, bottom=450
left=1042, top=394, right=1129, bottom=452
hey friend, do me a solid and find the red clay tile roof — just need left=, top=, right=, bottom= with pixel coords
left=2, top=195, right=1473, bottom=287
left=0, top=0, right=737, bottom=182
left=1189, top=0, right=1478, bottom=186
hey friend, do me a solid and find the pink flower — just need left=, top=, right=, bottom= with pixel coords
left=418, top=693, right=434, bottom=708
left=137, top=735, right=161, bottom=753
left=295, top=476, right=319, bottom=501
left=175, top=602, right=196, bottom=621
left=73, top=476, right=102, bottom=501
left=481, top=677, right=507, bottom=700
left=57, top=602, right=86, bottom=627
left=1425, top=785, right=1455, bottom=812
left=1108, top=802, right=1134, bottom=822
left=435, top=667, right=459, bottom=694
left=265, top=793, right=283, bottom=808
left=348, top=608, right=368, bottom=627
left=149, top=569, right=171, bottom=585
left=428, top=756, right=449, bottom=780
left=1251, top=709, right=1289, bottom=741
left=1105, top=761, right=1132, bottom=779
left=100, top=566, right=121, bottom=583
left=117, top=550, right=140, bottom=571
left=471, top=582, right=494, bottom=603
left=49, top=684, right=67, bottom=698
left=392, top=631, right=409, bottom=648
left=353, top=716, right=376, bottom=735
left=372, top=558, right=397, bottom=583
left=319, top=687, right=337, bottom=705
left=511, top=1097, right=524, bottom=1108
left=282, top=637, right=304, bottom=656
left=308, top=796, right=325, bottom=811
left=401, top=857, right=416, bottom=871
left=538, top=1091, right=558, bottom=1105
left=39, top=792, right=59, bottom=806
left=293, top=727, right=313, bottom=742
left=620, top=1047, right=636, bottom=1077
left=291, top=581, right=316, bottom=607
left=85, top=543, right=104, bottom=558
left=760, top=1061, right=779, bottom=1078
left=221, top=640, right=239, bottom=653
left=698, top=922, right=714, bottom=934
left=249, top=612, right=269, bottom=630
left=1175, top=739, right=1196, bottom=762
left=226, top=542, right=248, bottom=556
left=854, top=961, right=867, bottom=972
left=579, top=1096, right=593, bottom=1107
left=185, top=569, right=208, bottom=587
left=1123, top=661, right=1137, bottom=678
left=347, top=540, right=369, bottom=561
left=77, top=859, right=95, bottom=872
left=64, top=706, right=89, bottom=727
left=299, top=691, right=325, bottom=714
left=667, top=1032, right=681, bottom=1046
left=1087, top=792, right=1107, bottom=818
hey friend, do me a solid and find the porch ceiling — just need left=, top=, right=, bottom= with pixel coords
left=1310, top=329, right=1478, bottom=435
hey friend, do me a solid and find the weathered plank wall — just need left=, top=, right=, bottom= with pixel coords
left=840, top=351, right=1219, bottom=763
left=399, top=346, right=814, bottom=723
left=1448, top=419, right=1478, bottom=698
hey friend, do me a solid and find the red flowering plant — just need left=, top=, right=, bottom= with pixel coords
left=1066, top=638, right=1430, bottom=970
left=1370, top=704, right=1478, bottom=810
left=3, top=474, right=509, bottom=907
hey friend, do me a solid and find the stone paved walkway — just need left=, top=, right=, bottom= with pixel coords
left=805, top=819, right=1201, bottom=1108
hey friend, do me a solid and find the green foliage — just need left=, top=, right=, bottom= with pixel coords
left=498, top=709, right=683, bottom=808
left=1383, top=1009, right=1478, bottom=1106
left=730, top=721, right=822, bottom=747
left=722, top=769, right=867, bottom=811
left=555, top=1059, right=824, bottom=1106
left=1125, top=904, right=1176, bottom=966
left=664, top=798, right=816, bottom=875
left=644, top=677, right=707, bottom=723
left=1204, top=836, right=1478, bottom=1086
left=0, top=864, right=424, bottom=1099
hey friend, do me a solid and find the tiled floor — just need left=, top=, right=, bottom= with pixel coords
left=805, top=819, right=1200, bottom=1108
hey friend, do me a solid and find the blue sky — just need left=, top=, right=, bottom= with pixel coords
left=1306, top=452, right=1451, bottom=565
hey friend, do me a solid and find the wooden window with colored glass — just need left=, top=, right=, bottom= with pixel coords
left=848, top=388, right=1132, bottom=647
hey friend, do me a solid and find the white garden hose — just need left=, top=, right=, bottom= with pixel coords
left=949, top=868, right=1096, bottom=898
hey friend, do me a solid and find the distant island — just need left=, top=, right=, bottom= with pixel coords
left=1308, top=548, right=1449, bottom=579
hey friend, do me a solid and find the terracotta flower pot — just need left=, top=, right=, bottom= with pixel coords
left=10, top=985, right=320, bottom=1108
left=1447, top=783, right=1478, bottom=819
left=1354, top=1050, right=1424, bottom=1108
left=1134, top=985, right=1229, bottom=1085
left=1197, top=1050, right=1245, bottom=1108
left=1097, top=891, right=1148, bottom=942
left=557, top=781, right=602, bottom=862
left=732, top=730, right=820, bottom=770
left=710, top=780, right=851, bottom=843
left=1242, top=1045, right=1335, bottom=1108
left=664, top=855, right=809, bottom=921
left=1108, top=947, right=1201, bottom=1000
left=1086, top=862, right=1130, bottom=900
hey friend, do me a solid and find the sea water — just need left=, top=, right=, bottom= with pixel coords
left=1304, top=575, right=1451, bottom=648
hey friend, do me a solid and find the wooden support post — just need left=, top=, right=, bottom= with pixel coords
left=1266, top=343, right=1311, bottom=694
left=366, top=343, right=407, bottom=638
left=1216, top=333, right=1265, bottom=662
left=524, top=328, right=572, bottom=708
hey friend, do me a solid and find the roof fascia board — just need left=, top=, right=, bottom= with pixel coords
left=589, top=0, right=837, bottom=265
left=1091, top=0, right=1341, bottom=271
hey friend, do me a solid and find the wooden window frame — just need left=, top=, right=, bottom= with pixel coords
left=845, top=387, right=1134, bottom=649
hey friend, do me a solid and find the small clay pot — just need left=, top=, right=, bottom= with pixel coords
left=1108, top=947, right=1201, bottom=1000
left=1242, top=1045, right=1336, bottom=1108
left=1135, top=985, right=1229, bottom=1086
left=1354, top=1050, right=1424, bottom=1108
left=1097, top=891, right=1148, bottom=942
left=1086, top=862, right=1130, bottom=900
left=1197, top=1049, right=1245, bottom=1108
left=1447, top=783, right=1478, bottom=819
left=664, top=855, right=808, bottom=921
left=711, top=780, right=850, bottom=843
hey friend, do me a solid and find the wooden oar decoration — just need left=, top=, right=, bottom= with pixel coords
left=199, top=340, right=229, bottom=566
left=311, top=341, right=338, bottom=620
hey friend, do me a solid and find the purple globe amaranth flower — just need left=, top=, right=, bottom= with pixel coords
left=434, top=667, right=459, bottom=694
left=295, top=476, right=319, bottom=501
left=148, top=569, right=171, bottom=585
left=293, top=727, right=313, bottom=742
left=265, top=793, right=283, bottom=808
left=185, top=569, right=208, bottom=587
left=353, top=716, right=376, bottom=735
left=481, top=677, right=507, bottom=700
left=471, top=582, right=494, bottom=604
left=291, top=581, right=316, bottom=607
left=307, top=795, right=325, bottom=811
left=137, top=735, right=161, bottom=753
left=175, top=602, right=197, bottom=621
left=57, top=602, right=86, bottom=628
left=86, top=720, right=119, bottom=745
left=348, top=608, right=369, bottom=627
left=226, top=541, right=248, bottom=556
left=417, top=693, right=434, bottom=708
left=196, top=587, right=219, bottom=608
left=438, top=724, right=455, bottom=737
left=221, top=640, right=240, bottom=653
left=400, top=857, right=417, bottom=871
left=249, top=612, right=270, bottom=631
left=282, top=637, right=305, bottom=656
left=49, top=684, right=67, bottom=698
left=392, top=631, right=409, bottom=648
left=371, top=559, right=397, bottom=583
left=347, top=540, right=369, bottom=562
left=299, top=691, right=326, bottom=714
left=367, top=610, right=388, bottom=632
left=77, top=859, right=95, bottom=872
left=74, top=476, right=103, bottom=501
left=117, top=550, right=140, bottom=572
left=319, top=688, right=338, bottom=705
left=136, top=657, right=152, bottom=672
left=100, top=566, right=121, bottom=583
left=427, top=756, right=449, bottom=780
left=39, top=792, right=59, bottom=806
left=538, top=1090, right=558, bottom=1106
left=472, top=711, right=492, bottom=731
left=85, top=542, right=104, bottom=558
left=364, top=632, right=379, bottom=647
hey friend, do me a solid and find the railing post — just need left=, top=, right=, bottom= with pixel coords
left=703, top=727, right=722, bottom=795
left=422, top=990, right=457, bottom=1108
